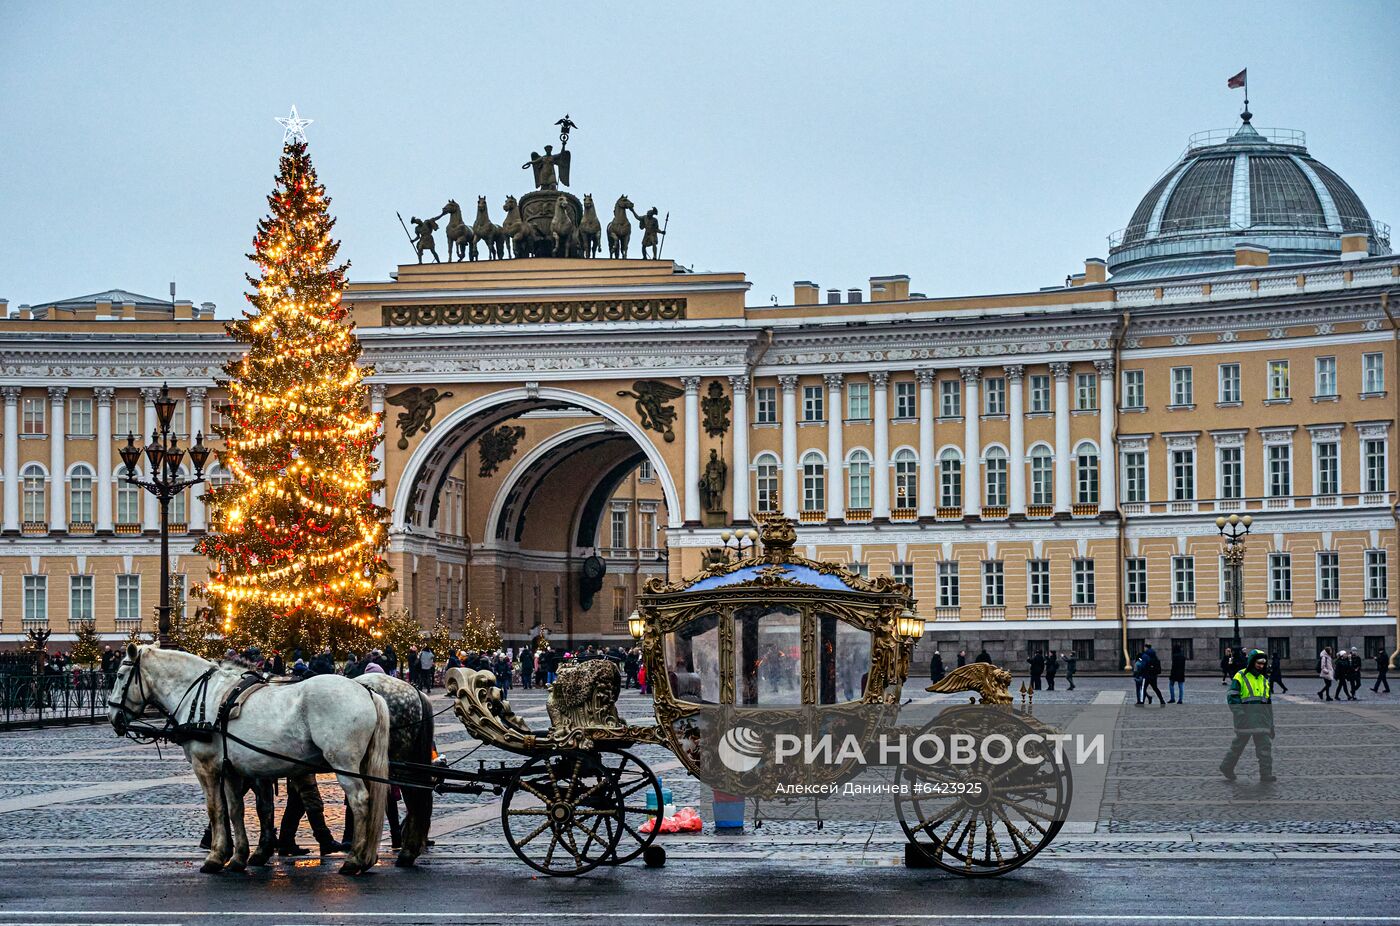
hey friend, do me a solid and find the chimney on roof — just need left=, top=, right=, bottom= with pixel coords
left=825, top=289, right=842, bottom=305
left=120, top=300, right=136, bottom=319
left=199, top=302, right=217, bottom=319
left=1083, top=258, right=1107, bottom=284
left=846, top=288, right=862, bottom=304
left=870, top=275, right=910, bottom=302
left=1340, top=232, right=1369, bottom=262
left=174, top=300, right=193, bottom=320
left=18, top=304, right=32, bottom=320
left=0, top=299, right=7, bottom=318
left=1234, top=243, right=1270, bottom=268
left=793, top=281, right=819, bottom=306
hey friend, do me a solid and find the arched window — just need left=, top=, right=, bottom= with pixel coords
left=801, top=451, right=826, bottom=513
left=847, top=449, right=871, bottom=509
left=169, top=467, right=188, bottom=525
left=939, top=449, right=963, bottom=508
left=68, top=464, right=94, bottom=524
left=893, top=448, right=918, bottom=509
left=21, top=464, right=46, bottom=524
left=753, top=453, right=779, bottom=513
left=115, top=467, right=141, bottom=527
left=1029, top=445, right=1054, bottom=506
left=984, top=447, right=1008, bottom=507
left=1076, top=442, right=1099, bottom=506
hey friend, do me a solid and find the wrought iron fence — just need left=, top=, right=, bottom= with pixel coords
left=0, top=671, right=110, bottom=730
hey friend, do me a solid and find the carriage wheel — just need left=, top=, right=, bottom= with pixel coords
left=895, top=709, right=1071, bottom=877
left=594, top=749, right=665, bottom=866
left=501, top=753, right=624, bottom=876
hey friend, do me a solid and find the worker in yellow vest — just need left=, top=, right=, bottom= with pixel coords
left=1220, top=649, right=1276, bottom=782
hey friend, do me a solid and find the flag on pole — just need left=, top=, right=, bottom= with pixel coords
left=1227, top=69, right=1247, bottom=89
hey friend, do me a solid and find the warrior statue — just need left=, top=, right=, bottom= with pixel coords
left=410, top=215, right=441, bottom=264
left=632, top=206, right=665, bottom=260
left=701, top=448, right=728, bottom=513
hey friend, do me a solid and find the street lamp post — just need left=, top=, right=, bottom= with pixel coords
left=1216, top=513, right=1253, bottom=651
left=119, top=383, right=211, bottom=648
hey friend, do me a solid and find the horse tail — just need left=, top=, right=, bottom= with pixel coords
left=359, top=690, right=391, bottom=868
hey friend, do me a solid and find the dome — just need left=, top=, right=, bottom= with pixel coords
left=1107, top=116, right=1391, bottom=280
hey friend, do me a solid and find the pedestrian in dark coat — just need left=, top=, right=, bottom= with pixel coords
left=975, top=649, right=991, bottom=664
left=929, top=651, right=945, bottom=684
left=1220, top=647, right=1235, bottom=686
left=1268, top=653, right=1287, bottom=694
left=1064, top=653, right=1077, bottom=690
left=1142, top=645, right=1165, bottom=706
left=1044, top=652, right=1059, bottom=691
left=1374, top=651, right=1391, bottom=694
left=957, top=650, right=968, bottom=667
left=1027, top=650, right=1045, bottom=691
left=1169, top=645, right=1187, bottom=703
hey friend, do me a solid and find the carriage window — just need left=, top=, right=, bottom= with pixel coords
left=735, top=607, right=802, bottom=705
left=663, top=613, right=721, bottom=704
left=818, top=614, right=872, bottom=704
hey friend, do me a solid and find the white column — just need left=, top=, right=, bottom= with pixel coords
left=825, top=373, right=844, bottom=520
left=1006, top=365, right=1026, bottom=515
left=141, top=387, right=161, bottom=531
left=94, top=387, right=114, bottom=533
left=960, top=368, right=981, bottom=517
left=682, top=377, right=702, bottom=524
left=872, top=372, right=891, bottom=518
left=370, top=384, right=387, bottom=507
left=2, top=387, right=19, bottom=532
left=916, top=370, right=935, bottom=518
left=779, top=376, right=798, bottom=518
left=187, top=387, right=207, bottom=530
left=48, top=387, right=67, bottom=531
left=730, top=375, right=750, bottom=522
left=1096, top=359, right=1116, bottom=512
left=1051, top=362, right=1072, bottom=514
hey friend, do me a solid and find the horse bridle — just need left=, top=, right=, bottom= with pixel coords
left=107, top=648, right=218, bottom=739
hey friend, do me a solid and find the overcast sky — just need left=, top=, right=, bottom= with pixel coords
left=1, top=1, right=1395, bottom=314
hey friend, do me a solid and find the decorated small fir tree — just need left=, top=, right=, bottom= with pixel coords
left=198, top=135, right=394, bottom=655
left=71, top=621, right=102, bottom=668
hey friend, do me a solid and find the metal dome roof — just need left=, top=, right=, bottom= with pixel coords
left=1107, top=117, right=1390, bottom=280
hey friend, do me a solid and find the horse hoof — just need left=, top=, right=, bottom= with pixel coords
left=248, top=853, right=270, bottom=868
left=394, top=852, right=417, bottom=868
left=339, top=861, right=363, bottom=876
left=227, top=860, right=247, bottom=873
left=200, top=860, right=224, bottom=874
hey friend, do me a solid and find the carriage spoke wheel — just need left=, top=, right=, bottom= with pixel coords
left=593, top=749, right=665, bottom=866
left=501, top=753, right=624, bottom=876
left=895, top=709, right=1071, bottom=877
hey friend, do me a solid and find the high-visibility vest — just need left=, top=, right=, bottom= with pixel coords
left=1232, top=669, right=1272, bottom=703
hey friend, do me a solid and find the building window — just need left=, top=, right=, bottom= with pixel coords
left=637, top=459, right=654, bottom=481
left=754, top=454, right=779, bottom=512
left=116, top=397, right=140, bottom=436
left=21, top=463, right=45, bottom=523
left=938, top=449, right=962, bottom=507
left=23, top=575, right=47, bottom=622
left=612, top=587, right=627, bottom=624
left=1122, top=451, right=1146, bottom=503
left=848, top=562, right=869, bottom=579
left=983, top=560, right=1005, bottom=606
left=640, top=509, right=657, bottom=549
left=1027, top=559, right=1051, bottom=607
left=69, top=464, right=94, bottom=523
left=170, top=400, right=187, bottom=437
left=984, top=377, right=1006, bottom=415
left=1219, top=445, right=1243, bottom=499
left=1170, top=448, right=1195, bottom=501
left=70, top=575, right=94, bottom=623
left=1073, top=560, right=1095, bottom=605
left=1314, top=441, right=1340, bottom=496
left=1029, top=375, right=1051, bottom=413
left=894, top=381, right=916, bottom=419
left=1363, top=353, right=1385, bottom=394
left=1218, top=363, right=1241, bottom=404
left=1074, top=373, right=1097, bottom=411
left=984, top=447, right=1008, bottom=507
left=116, top=574, right=141, bottom=622
left=1126, top=558, right=1148, bottom=605
left=1268, top=360, right=1290, bottom=400
left=1315, top=357, right=1338, bottom=397
left=1267, top=444, right=1292, bottom=497
left=169, top=482, right=187, bottom=524
left=1364, top=635, right=1387, bottom=660
left=1029, top=446, right=1053, bottom=506
left=1072, top=639, right=1096, bottom=662
left=893, top=449, right=917, bottom=509
left=847, top=450, right=871, bottom=509
left=1366, top=550, right=1388, bottom=600
left=937, top=562, right=960, bottom=608
left=1173, top=638, right=1197, bottom=660
left=939, top=380, right=961, bottom=418
left=1075, top=443, right=1099, bottom=505
left=755, top=387, right=776, bottom=424
left=847, top=382, right=870, bottom=420
left=22, top=397, right=45, bottom=435
left=801, top=452, right=825, bottom=512
left=1364, top=439, right=1388, bottom=493
left=117, top=478, right=140, bottom=525
left=891, top=562, right=914, bottom=588
left=69, top=397, right=93, bottom=436
left=1122, top=370, right=1144, bottom=409
left=1268, top=553, right=1292, bottom=602
left=1317, top=551, right=1340, bottom=602
left=1172, top=556, right=1195, bottom=603
left=802, top=385, right=824, bottom=422
left=609, top=509, right=628, bottom=549
left=1170, top=367, right=1193, bottom=406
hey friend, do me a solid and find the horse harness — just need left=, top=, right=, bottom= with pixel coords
left=109, top=648, right=267, bottom=750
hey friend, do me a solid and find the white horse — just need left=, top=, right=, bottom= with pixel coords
left=107, top=644, right=389, bottom=875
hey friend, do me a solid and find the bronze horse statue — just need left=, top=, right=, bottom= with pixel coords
left=502, top=195, right=527, bottom=258
left=579, top=194, right=602, bottom=258
left=441, top=199, right=474, bottom=262
left=549, top=194, right=576, bottom=258
left=473, top=196, right=507, bottom=260
left=608, top=195, right=634, bottom=259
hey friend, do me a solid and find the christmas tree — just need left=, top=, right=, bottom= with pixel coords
left=198, top=133, right=394, bottom=656
left=71, top=620, right=102, bottom=668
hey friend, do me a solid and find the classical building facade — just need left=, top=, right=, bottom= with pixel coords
left=1, top=114, right=1394, bottom=670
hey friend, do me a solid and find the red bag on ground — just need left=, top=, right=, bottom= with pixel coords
left=640, top=806, right=705, bottom=834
